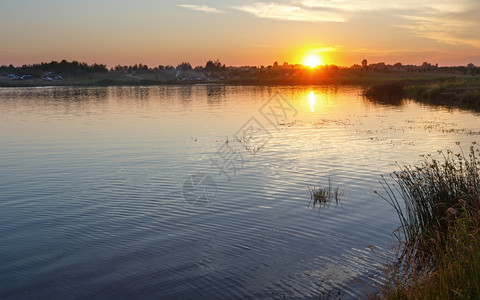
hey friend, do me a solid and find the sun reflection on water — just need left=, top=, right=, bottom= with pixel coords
left=309, top=91, right=316, bottom=112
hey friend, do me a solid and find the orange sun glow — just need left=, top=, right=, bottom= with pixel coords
left=303, top=54, right=324, bottom=68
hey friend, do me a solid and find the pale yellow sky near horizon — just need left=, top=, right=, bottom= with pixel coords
left=1, top=0, right=479, bottom=67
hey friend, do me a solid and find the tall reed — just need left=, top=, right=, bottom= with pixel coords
left=308, top=179, right=343, bottom=208
left=377, top=143, right=480, bottom=298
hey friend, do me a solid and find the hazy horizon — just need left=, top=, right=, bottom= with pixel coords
left=1, top=1, right=479, bottom=68
left=0, top=58, right=475, bottom=69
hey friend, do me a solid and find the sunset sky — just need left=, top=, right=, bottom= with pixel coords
left=1, top=0, right=479, bottom=67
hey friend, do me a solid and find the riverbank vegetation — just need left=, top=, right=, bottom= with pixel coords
left=1, top=59, right=478, bottom=88
left=364, top=77, right=480, bottom=112
left=377, top=144, right=480, bottom=299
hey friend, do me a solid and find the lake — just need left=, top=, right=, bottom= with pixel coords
left=1, top=85, right=479, bottom=299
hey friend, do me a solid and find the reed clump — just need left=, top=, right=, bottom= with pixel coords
left=378, top=143, right=480, bottom=299
left=308, top=179, right=343, bottom=208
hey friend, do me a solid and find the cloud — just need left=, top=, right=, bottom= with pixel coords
left=178, top=4, right=222, bottom=13
left=393, top=1, right=480, bottom=48
left=396, top=16, right=480, bottom=48
left=234, top=0, right=480, bottom=48
left=235, top=2, right=345, bottom=22
left=300, top=0, right=466, bottom=13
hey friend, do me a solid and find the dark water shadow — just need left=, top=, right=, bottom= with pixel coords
left=364, top=82, right=405, bottom=107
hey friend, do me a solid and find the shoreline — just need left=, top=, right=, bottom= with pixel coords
left=0, top=69, right=469, bottom=88
left=3, top=73, right=479, bottom=112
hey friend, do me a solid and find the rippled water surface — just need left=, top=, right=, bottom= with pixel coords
left=1, top=85, right=479, bottom=299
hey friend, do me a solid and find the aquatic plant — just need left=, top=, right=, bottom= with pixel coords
left=308, top=179, right=343, bottom=208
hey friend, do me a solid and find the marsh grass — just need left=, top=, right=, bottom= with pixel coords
left=377, top=143, right=480, bottom=299
left=406, top=77, right=480, bottom=111
left=363, top=77, right=480, bottom=112
left=308, top=179, right=343, bottom=208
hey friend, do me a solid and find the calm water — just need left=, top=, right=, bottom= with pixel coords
left=1, top=85, right=479, bottom=299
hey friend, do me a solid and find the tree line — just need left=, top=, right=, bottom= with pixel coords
left=1, top=59, right=229, bottom=76
left=0, top=60, right=108, bottom=76
left=1, top=59, right=478, bottom=79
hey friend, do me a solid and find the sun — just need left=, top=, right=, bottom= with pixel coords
left=303, top=54, right=324, bottom=68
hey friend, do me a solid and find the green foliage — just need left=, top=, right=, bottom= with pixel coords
left=384, top=205, right=480, bottom=299
left=407, top=77, right=480, bottom=105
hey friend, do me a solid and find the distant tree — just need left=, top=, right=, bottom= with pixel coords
left=273, top=61, right=278, bottom=67
left=158, top=65, right=165, bottom=70
left=91, top=63, right=108, bottom=73
left=361, top=59, right=368, bottom=68
left=205, top=59, right=223, bottom=71
left=176, top=62, right=192, bottom=72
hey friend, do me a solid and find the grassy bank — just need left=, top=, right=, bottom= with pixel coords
left=406, top=78, right=480, bottom=110
left=365, top=77, right=480, bottom=111
left=377, top=144, right=480, bottom=299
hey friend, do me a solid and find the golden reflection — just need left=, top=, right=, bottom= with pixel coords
left=309, top=91, right=316, bottom=112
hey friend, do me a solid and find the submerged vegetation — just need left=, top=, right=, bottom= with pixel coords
left=308, top=179, right=343, bottom=208
left=377, top=143, right=480, bottom=299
